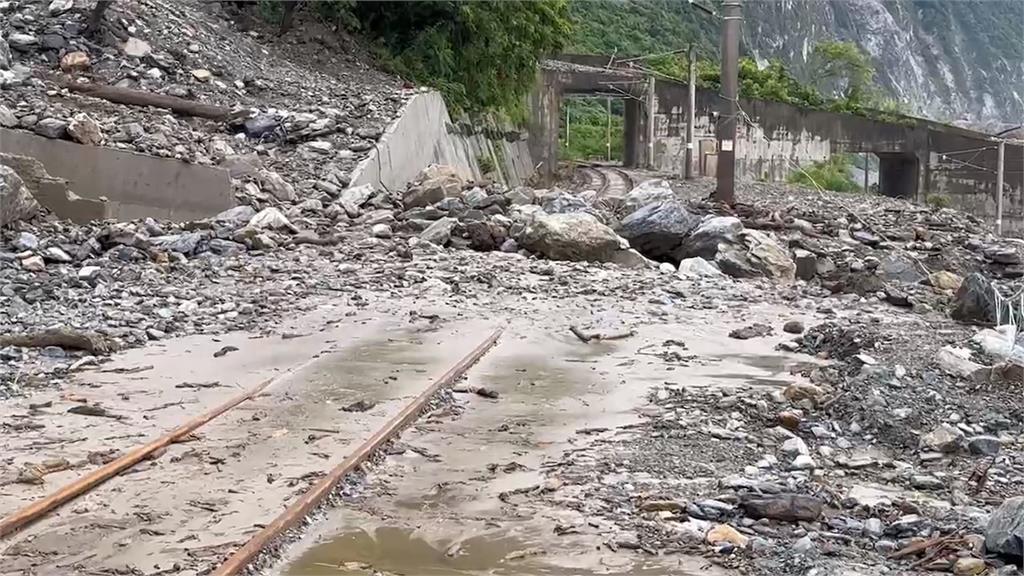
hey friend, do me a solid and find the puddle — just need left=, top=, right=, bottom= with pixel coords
left=281, top=526, right=687, bottom=576
left=283, top=526, right=551, bottom=575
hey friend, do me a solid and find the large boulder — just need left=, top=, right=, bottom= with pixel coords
left=986, top=496, right=1024, bottom=560
left=616, top=200, right=701, bottom=261
left=676, top=216, right=744, bottom=260
left=258, top=170, right=295, bottom=202
left=621, top=179, right=675, bottom=216
left=0, top=164, right=39, bottom=226
left=879, top=254, right=927, bottom=285
left=403, top=164, right=465, bottom=209
left=952, top=273, right=998, bottom=324
left=744, top=230, right=796, bottom=282
left=519, top=212, right=623, bottom=263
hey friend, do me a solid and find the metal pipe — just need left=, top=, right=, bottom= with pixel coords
left=715, top=0, right=742, bottom=204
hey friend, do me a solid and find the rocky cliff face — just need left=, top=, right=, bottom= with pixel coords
left=743, top=0, right=1024, bottom=130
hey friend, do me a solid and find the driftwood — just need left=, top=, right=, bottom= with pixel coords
left=569, top=325, right=636, bottom=343
left=62, top=81, right=240, bottom=121
left=0, top=327, right=114, bottom=354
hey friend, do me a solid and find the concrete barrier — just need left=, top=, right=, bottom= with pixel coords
left=0, top=128, right=233, bottom=222
left=350, top=91, right=535, bottom=192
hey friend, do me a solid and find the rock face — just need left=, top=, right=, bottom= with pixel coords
left=519, top=213, right=623, bottom=263
left=616, top=200, right=701, bottom=262
left=0, top=164, right=39, bottom=226
left=986, top=496, right=1024, bottom=560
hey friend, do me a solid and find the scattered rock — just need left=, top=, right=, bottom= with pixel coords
left=783, top=320, right=805, bottom=334
left=67, top=113, right=103, bottom=146
left=729, top=323, right=772, bottom=340
left=930, top=270, right=963, bottom=291
left=741, top=494, right=823, bottom=522
left=123, top=37, right=152, bottom=58
left=59, top=51, right=91, bottom=72
left=33, top=118, right=68, bottom=139
left=986, top=497, right=1024, bottom=560
left=920, top=423, right=965, bottom=453
left=616, top=200, right=700, bottom=261
left=420, top=217, right=457, bottom=246
left=706, top=524, right=748, bottom=548
left=677, top=257, right=724, bottom=278
left=258, top=170, right=296, bottom=202
left=968, top=435, right=1002, bottom=456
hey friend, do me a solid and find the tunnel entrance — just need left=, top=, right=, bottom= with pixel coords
left=877, top=153, right=920, bottom=200
left=559, top=96, right=629, bottom=166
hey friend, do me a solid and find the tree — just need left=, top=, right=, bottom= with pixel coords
left=353, top=1, right=571, bottom=116
left=810, top=41, right=875, bottom=109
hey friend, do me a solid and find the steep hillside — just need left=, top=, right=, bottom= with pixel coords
left=570, top=0, right=1024, bottom=130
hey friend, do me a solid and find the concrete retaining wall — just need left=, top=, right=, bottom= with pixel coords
left=350, top=91, right=535, bottom=191
left=0, top=128, right=233, bottom=222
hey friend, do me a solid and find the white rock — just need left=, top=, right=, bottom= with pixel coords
left=677, top=257, right=725, bottom=278
left=789, top=454, right=816, bottom=470
left=249, top=207, right=294, bottom=231
left=48, top=0, right=73, bottom=15
left=781, top=436, right=809, bottom=456
left=123, top=37, right=152, bottom=58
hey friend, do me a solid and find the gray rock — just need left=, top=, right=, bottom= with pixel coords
left=339, top=184, right=375, bottom=215
left=0, top=105, right=16, bottom=128
left=243, top=114, right=279, bottom=139
left=371, top=223, right=393, bottom=239
left=404, top=167, right=464, bottom=209
left=77, top=266, right=102, bottom=282
left=48, top=0, right=74, bottom=16
left=789, top=454, right=816, bottom=470
left=677, top=257, right=724, bottom=278
left=504, top=187, right=535, bottom=206
left=541, top=192, right=591, bottom=215
left=793, top=248, right=817, bottom=280
left=742, top=230, right=796, bottom=281
left=621, top=179, right=676, bottom=216
left=208, top=238, right=246, bottom=256
left=986, top=497, right=1024, bottom=560
left=42, top=246, right=72, bottom=263
left=741, top=494, right=823, bottom=522
left=123, top=37, right=152, bottom=59
left=616, top=200, right=701, bottom=261
left=952, top=273, right=999, bottom=324
left=0, top=164, right=39, bottom=226
left=151, top=233, right=203, bottom=255
left=462, top=187, right=487, bottom=207
left=783, top=320, right=805, bottom=334
left=519, top=212, right=623, bottom=263
left=419, top=217, right=457, bottom=246
left=39, top=34, right=66, bottom=51
left=610, top=248, right=654, bottom=269
left=20, top=255, right=44, bottom=271
left=12, top=231, right=38, bottom=251
left=34, top=118, right=68, bottom=139
left=920, top=423, right=965, bottom=453
left=67, top=114, right=103, bottom=146
left=969, top=435, right=1002, bottom=456
left=215, top=205, right=257, bottom=225
left=911, top=475, right=944, bottom=490
left=499, top=238, right=519, bottom=253
left=0, top=34, right=10, bottom=70
left=791, top=535, right=815, bottom=555
left=258, top=170, right=295, bottom=202
left=880, top=254, right=926, bottom=284
left=465, top=220, right=507, bottom=251
left=7, top=33, right=38, bottom=51
left=864, top=518, right=884, bottom=539
left=677, top=216, right=743, bottom=260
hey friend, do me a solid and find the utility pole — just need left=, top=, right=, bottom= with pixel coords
left=996, top=140, right=1005, bottom=235
left=646, top=75, right=656, bottom=169
left=715, top=0, right=741, bottom=204
left=606, top=97, right=612, bottom=162
left=685, top=43, right=696, bottom=179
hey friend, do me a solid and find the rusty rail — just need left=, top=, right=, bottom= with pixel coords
left=211, top=327, right=504, bottom=575
left=0, top=378, right=275, bottom=537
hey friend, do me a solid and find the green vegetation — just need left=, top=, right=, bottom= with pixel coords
left=559, top=99, right=624, bottom=162
left=258, top=1, right=570, bottom=117
left=927, top=194, right=952, bottom=209
left=788, top=155, right=861, bottom=193
left=476, top=153, right=496, bottom=176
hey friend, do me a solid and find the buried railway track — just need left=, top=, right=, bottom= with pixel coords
left=575, top=162, right=635, bottom=198
left=0, top=328, right=505, bottom=574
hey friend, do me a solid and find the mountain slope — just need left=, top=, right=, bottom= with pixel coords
left=570, top=0, right=1024, bottom=130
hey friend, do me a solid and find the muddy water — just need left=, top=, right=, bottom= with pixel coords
left=276, top=317, right=813, bottom=576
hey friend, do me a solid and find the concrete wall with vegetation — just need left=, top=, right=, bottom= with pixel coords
left=350, top=91, right=535, bottom=192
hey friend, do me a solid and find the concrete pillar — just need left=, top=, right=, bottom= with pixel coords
left=878, top=153, right=919, bottom=199
left=528, top=71, right=561, bottom=186
left=623, top=99, right=642, bottom=168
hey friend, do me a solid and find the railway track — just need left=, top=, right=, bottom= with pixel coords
left=0, top=327, right=505, bottom=575
left=575, top=163, right=634, bottom=197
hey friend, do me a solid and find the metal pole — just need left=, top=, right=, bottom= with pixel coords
left=565, top=104, right=570, bottom=149
left=996, top=140, right=1005, bottom=235
left=715, top=0, right=741, bottom=204
left=606, top=97, right=612, bottom=162
left=863, top=152, right=869, bottom=194
left=646, top=75, right=656, bottom=169
left=685, top=43, right=696, bottom=179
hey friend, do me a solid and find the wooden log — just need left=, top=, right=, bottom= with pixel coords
left=63, top=81, right=237, bottom=121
